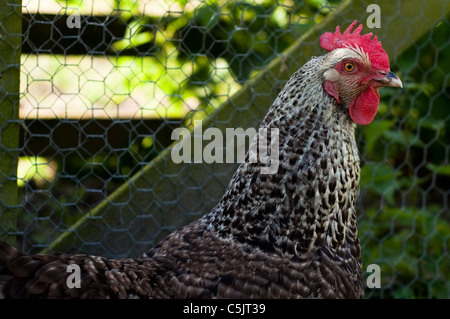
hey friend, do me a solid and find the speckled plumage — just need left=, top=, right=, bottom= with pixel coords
left=140, top=55, right=363, bottom=298
left=1, top=21, right=402, bottom=299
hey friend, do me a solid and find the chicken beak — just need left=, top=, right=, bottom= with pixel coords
left=374, top=71, right=403, bottom=88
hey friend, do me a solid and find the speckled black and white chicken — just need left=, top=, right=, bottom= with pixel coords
left=0, top=20, right=402, bottom=299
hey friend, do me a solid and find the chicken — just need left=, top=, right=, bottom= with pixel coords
left=0, top=20, right=402, bottom=299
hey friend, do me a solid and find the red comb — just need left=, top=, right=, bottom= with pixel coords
left=319, top=20, right=389, bottom=70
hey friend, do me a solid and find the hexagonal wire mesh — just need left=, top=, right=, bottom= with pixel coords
left=0, top=0, right=448, bottom=298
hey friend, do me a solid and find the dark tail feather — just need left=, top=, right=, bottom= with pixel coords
left=0, top=240, right=25, bottom=298
left=0, top=240, right=24, bottom=263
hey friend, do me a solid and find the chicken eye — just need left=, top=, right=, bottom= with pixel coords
left=343, top=62, right=355, bottom=72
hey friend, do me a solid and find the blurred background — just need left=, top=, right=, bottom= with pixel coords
left=0, top=0, right=449, bottom=298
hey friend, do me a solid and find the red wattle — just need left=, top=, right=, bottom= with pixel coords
left=349, top=86, right=380, bottom=125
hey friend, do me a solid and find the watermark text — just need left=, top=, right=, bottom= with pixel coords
left=171, top=120, right=279, bottom=174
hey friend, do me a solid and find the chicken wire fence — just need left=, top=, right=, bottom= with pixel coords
left=0, top=0, right=449, bottom=298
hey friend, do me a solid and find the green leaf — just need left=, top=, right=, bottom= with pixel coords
left=271, top=7, right=288, bottom=28
left=383, top=129, right=423, bottom=147
left=426, top=163, right=450, bottom=176
left=360, top=163, right=402, bottom=204
left=363, top=119, right=396, bottom=156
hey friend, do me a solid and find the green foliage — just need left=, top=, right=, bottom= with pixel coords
left=358, top=18, right=450, bottom=298
left=108, top=0, right=337, bottom=122
left=360, top=206, right=450, bottom=298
